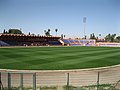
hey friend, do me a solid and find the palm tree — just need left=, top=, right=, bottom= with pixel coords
left=55, top=29, right=58, bottom=36
left=44, top=30, right=46, bottom=36
left=44, top=30, right=46, bottom=33
left=28, top=32, right=31, bottom=35
left=44, top=29, right=51, bottom=36
left=3, top=29, right=6, bottom=34
left=64, top=35, right=65, bottom=38
left=99, top=34, right=101, bottom=36
left=48, top=29, right=50, bottom=32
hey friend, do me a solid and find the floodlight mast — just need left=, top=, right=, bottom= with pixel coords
left=83, top=17, right=86, bottom=39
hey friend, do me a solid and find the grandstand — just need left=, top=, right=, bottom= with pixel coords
left=62, top=39, right=96, bottom=46
left=0, top=34, right=97, bottom=46
left=1, top=34, right=119, bottom=47
left=0, top=41, right=9, bottom=46
left=0, top=34, right=61, bottom=46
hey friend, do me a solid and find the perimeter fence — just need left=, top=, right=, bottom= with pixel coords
left=1, top=66, right=120, bottom=90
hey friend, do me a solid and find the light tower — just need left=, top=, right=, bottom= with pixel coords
left=83, top=17, right=86, bottom=39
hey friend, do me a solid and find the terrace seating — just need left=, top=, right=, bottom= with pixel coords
left=49, top=41, right=61, bottom=45
left=0, top=41, right=9, bottom=46
left=63, top=39, right=80, bottom=45
left=63, top=39, right=70, bottom=44
left=69, top=40, right=74, bottom=43
left=62, top=39, right=96, bottom=46
left=5, top=41, right=18, bottom=46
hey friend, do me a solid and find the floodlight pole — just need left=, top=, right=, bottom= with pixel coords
left=83, top=17, right=86, bottom=39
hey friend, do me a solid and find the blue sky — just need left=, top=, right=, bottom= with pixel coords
left=0, top=0, right=120, bottom=38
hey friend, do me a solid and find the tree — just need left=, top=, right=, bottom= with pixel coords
left=28, top=32, right=31, bottom=35
left=31, top=33, right=35, bottom=36
left=5, top=31, right=8, bottom=33
left=8, top=29, right=22, bottom=34
left=105, top=34, right=116, bottom=42
left=55, top=29, right=58, bottom=36
left=64, top=35, right=65, bottom=38
left=3, top=29, right=6, bottom=34
left=44, top=30, right=46, bottom=33
left=90, top=33, right=96, bottom=39
left=115, top=36, right=120, bottom=42
left=90, top=34, right=92, bottom=39
left=85, top=35, right=87, bottom=39
left=111, top=34, right=116, bottom=42
left=48, top=29, right=50, bottom=32
left=105, top=34, right=111, bottom=42
left=44, top=29, right=51, bottom=36
left=116, top=36, right=120, bottom=40
left=99, top=34, right=101, bottom=36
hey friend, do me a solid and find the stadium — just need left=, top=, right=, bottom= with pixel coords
left=0, top=33, right=120, bottom=90
left=1, top=0, right=120, bottom=89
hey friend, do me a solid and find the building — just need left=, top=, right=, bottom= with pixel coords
left=0, top=34, right=61, bottom=46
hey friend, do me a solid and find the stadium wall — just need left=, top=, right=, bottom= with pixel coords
left=97, top=42, right=120, bottom=47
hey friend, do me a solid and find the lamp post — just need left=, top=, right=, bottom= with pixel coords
left=83, top=17, right=86, bottom=39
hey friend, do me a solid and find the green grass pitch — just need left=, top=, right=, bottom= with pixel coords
left=0, top=46, right=120, bottom=70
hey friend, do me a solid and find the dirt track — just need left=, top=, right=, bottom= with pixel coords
left=1, top=65, right=120, bottom=88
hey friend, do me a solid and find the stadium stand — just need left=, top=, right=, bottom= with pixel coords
left=48, top=41, right=61, bottom=45
left=0, top=34, right=98, bottom=47
left=63, top=39, right=96, bottom=46
left=0, top=34, right=61, bottom=46
left=63, top=39, right=70, bottom=44
left=0, top=41, right=9, bottom=46
left=5, top=41, right=18, bottom=46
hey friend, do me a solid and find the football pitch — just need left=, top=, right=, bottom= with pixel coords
left=0, top=46, right=120, bottom=70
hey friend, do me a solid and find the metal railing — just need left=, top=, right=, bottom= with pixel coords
left=1, top=66, right=120, bottom=90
